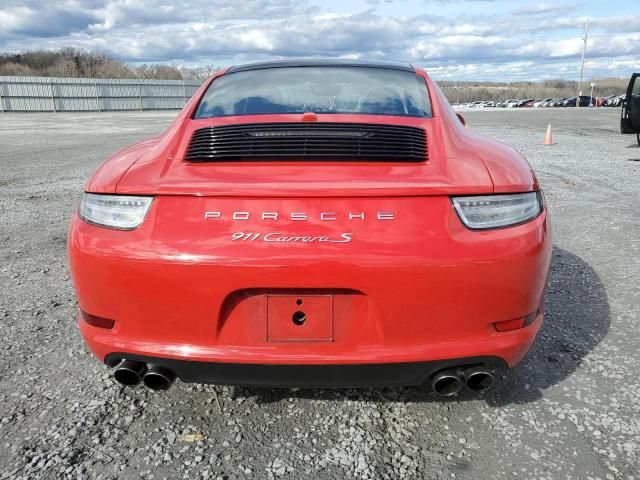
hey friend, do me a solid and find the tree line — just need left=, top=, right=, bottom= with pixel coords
left=0, top=49, right=629, bottom=99
left=440, top=78, right=629, bottom=103
left=0, top=48, right=213, bottom=81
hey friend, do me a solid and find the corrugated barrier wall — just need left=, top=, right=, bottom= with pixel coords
left=0, top=76, right=202, bottom=112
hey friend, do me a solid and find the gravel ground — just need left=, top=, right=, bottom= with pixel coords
left=0, top=109, right=639, bottom=480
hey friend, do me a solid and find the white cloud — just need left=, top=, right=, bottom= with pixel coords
left=0, top=0, right=638, bottom=81
left=511, top=3, right=572, bottom=15
left=0, top=6, right=33, bottom=31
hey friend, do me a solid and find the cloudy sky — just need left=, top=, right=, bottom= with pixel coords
left=1, top=0, right=638, bottom=81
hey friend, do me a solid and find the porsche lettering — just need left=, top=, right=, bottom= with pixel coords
left=204, top=211, right=395, bottom=221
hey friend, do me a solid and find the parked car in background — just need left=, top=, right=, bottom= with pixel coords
left=561, top=96, right=594, bottom=107
left=453, top=95, right=623, bottom=109
left=608, top=94, right=625, bottom=107
left=597, top=95, right=614, bottom=107
left=533, top=98, right=554, bottom=108
left=621, top=73, right=640, bottom=145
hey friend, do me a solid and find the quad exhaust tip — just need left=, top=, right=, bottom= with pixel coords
left=142, top=364, right=176, bottom=391
left=430, top=365, right=495, bottom=396
left=431, top=369, right=464, bottom=397
left=114, top=360, right=147, bottom=387
left=463, top=367, right=494, bottom=392
left=113, top=360, right=176, bottom=391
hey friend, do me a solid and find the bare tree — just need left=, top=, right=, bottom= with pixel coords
left=0, top=48, right=188, bottom=80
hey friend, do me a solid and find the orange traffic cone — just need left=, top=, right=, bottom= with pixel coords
left=544, top=124, right=553, bottom=145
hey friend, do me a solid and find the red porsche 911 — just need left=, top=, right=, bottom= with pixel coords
left=68, top=59, right=551, bottom=395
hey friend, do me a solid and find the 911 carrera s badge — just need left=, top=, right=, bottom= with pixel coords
left=231, top=232, right=353, bottom=243
left=205, top=211, right=394, bottom=243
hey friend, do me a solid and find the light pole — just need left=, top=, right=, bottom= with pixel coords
left=576, top=17, right=589, bottom=108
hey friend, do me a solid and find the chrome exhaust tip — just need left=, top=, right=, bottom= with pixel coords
left=143, top=364, right=176, bottom=391
left=463, top=367, right=494, bottom=392
left=430, top=369, right=463, bottom=397
left=114, top=360, right=147, bottom=386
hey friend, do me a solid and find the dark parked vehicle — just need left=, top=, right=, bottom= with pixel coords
left=621, top=73, right=640, bottom=144
left=561, top=96, right=594, bottom=107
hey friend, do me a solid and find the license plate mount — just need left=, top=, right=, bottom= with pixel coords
left=266, top=294, right=333, bottom=342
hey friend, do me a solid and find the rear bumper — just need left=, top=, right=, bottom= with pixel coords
left=105, top=353, right=507, bottom=388
left=69, top=195, right=552, bottom=380
left=83, top=310, right=544, bottom=369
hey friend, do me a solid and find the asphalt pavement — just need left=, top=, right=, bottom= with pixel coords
left=0, top=108, right=638, bottom=479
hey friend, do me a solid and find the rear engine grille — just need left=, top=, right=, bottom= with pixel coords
left=185, top=122, right=427, bottom=162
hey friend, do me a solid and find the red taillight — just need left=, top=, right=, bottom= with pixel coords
left=81, top=310, right=115, bottom=329
left=494, top=310, right=538, bottom=332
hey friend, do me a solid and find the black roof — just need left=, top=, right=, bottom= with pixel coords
left=226, top=59, right=414, bottom=74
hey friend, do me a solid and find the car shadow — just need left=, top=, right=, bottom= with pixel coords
left=482, top=245, right=610, bottom=406
left=231, top=246, right=610, bottom=407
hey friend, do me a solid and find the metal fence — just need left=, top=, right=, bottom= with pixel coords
left=0, top=76, right=202, bottom=112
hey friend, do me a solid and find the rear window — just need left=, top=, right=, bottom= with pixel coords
left=194, top=66, right=431, bottom=119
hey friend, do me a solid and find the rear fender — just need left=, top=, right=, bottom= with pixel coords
left=416, top=69, right=539, bottom=193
